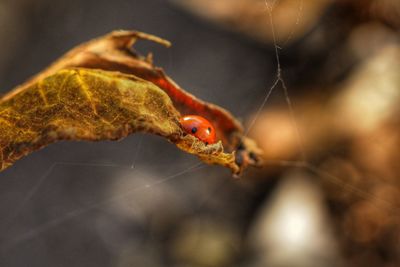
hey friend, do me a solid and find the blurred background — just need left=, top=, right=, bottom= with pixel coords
left=0, top=0, right=399, bottom=266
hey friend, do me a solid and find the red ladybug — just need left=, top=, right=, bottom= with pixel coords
left=180, top=115, right=217, bottom=145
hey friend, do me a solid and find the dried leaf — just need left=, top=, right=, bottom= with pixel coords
left=0, top=31, right=263, bottom=175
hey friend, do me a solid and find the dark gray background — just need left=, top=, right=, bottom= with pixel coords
left=0, top=0, right=345, bottom=266
left=0, top=1, right=279, bottom=266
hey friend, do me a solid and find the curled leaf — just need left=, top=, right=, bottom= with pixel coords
left=1, top=30, right=262, bottom=175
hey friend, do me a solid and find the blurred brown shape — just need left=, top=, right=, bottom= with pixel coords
left=170, top=218, right=239, bottom=267
left=249, top=20, right=400, bottom=266
left=338, top=0, right=400, bottom=29
left=171, top=0, right=332, bottom=45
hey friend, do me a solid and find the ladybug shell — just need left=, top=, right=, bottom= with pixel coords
left=179, top=115, right=217, bottom=145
